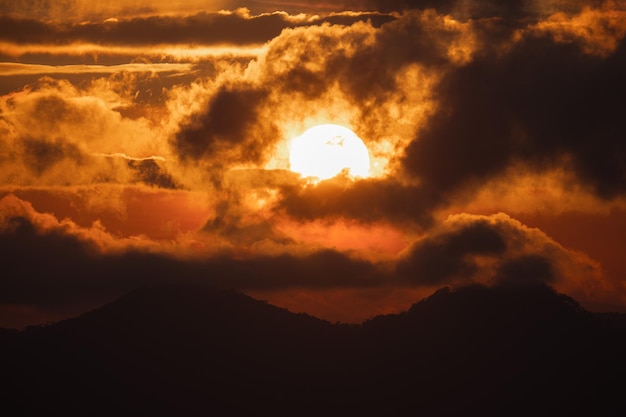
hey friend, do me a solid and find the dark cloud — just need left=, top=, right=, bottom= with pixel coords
left=319, top=12, right=396, bottom=28
left=394, top=213, right=596, bottom=289
left=403, top=28, right=626, bottom=200
left=30, top=94, right=80, bottom=129
left=173, top=85, right=277, bottom=167
left=0, top=13, right=274, bottom=46
left=0, top=11, right=395, bottom=47
left=75, top=12, right=289, bottom=46
left=0, top=211, right=383, bottom=322
left=277, top=176, right=433, bottom=225
left=397, top=219, right=507, bottom=284
left=202, top=194, right=291, bottom=246
left=0, top=15, right=56, bottom=43
left=0, top=197, right=607, bottom=327
left=126, top=158, right=181, bottom=189
left=346, top=0, right=601, bottom=20
left=327, top=10, right=456, bottom=103
left=22, top=137, right=85, bottom=176
left=0, top=209, right=579, bottom=311
left=1, top=215, right=108, bottom=306
left=0, top=0, right=89, bottom=21
left=266, top=9, right=462, bottom=106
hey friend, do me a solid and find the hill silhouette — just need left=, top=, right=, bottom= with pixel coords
left=2, top=283, right=625, bottom=416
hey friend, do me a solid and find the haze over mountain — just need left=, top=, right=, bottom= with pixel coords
left=2, top=282, right=625, bottom=416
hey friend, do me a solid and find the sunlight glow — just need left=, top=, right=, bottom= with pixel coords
left=289, top=124, right=370, bottom=180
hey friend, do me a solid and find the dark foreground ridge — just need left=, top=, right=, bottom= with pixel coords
left=2, top=283, right=625, bottom=416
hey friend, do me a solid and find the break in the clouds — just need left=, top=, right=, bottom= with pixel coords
left=1, top=1, right=625, bottom=327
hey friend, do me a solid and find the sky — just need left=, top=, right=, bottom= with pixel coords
left=1, top=0, right=626, bottom=328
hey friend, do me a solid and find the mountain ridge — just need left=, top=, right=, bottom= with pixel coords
left=2, top=282, right=625, bottom=416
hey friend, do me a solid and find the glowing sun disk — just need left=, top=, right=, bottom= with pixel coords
left=289, top=124, right=370, bottom=180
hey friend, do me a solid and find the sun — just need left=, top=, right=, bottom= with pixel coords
left=289, top=124, right=370, bottom=180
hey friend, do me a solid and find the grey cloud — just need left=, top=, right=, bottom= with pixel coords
left=395, top=214, right=590, bottom=289
left=0, top=11, right=395, bottom=47
left=403, top=27, right=626, bottom=201
left=126, top=158, right=181, bottom=189
left=267, top=10, right=461, bottom=105
left=345, top=0, right=601, bottom=20
left=277, top=176, right=434, bottom=226
left=0, top=213, right=382, bottom=315
left=396, top=219, right=507, bottom=284
left=22, top=137, right=85, bottom=176
left=173, top=85, right=277, bottom=167
left=0, top=200, right=605, bottom=328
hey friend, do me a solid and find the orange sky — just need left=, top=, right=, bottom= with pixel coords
left=1, top=0, right=626, bottom=328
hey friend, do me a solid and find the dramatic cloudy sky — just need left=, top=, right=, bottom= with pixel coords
left=1, top=0, right=625, bottom=328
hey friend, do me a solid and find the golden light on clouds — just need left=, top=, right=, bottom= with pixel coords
left=0, top=62, right=195, bottom=76
left=1, top=1, right=626, bottom=329
left=531, top=5, right=626, bottom=56
left=0, top=42, right=265, bottom=63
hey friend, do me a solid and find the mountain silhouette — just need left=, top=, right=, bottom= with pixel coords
left=2, top=283, right=625, bottom=416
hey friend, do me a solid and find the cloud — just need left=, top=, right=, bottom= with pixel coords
left=2, top=2, right=626, bottom=329
left=530, top=4, right=626, bottom=56
left=349, top=0, right=604, bottom=20
left=173, top=85, right=277, bottom=168
left=0, top=194, right=384, bottom=327
left=397, top=217, right=507, bottom=284
left=0, top=195, right=615, bottom=328
left=0, top=0, right=350, bottom=21
left=0, top=62, right=194, bottom=76
left=165, top=11, right=457, bottom=179
left=257, top=9, right=469, bottom=105
left=0, top=10, right=395, bottom=48
left=277, top=176, right=433, bottom=225
left=0, top=0, right=231, bottom=21
left=396, top=213, right=603, bottom=292
left=402, top=9, right=626, bottom=201
left=0, top=77, right=187, bottom=187
left=1, top=10, right=473, bottom=194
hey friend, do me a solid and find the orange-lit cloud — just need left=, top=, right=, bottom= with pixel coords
left=0, top=62, right=194, bottom=76
left=2, top=1, right=626, bottom=328
left=530, top=4, right=626, bottom=56
left=1, top=193, right=620, bottom=327
left=0, top=0, right=232, bottom=21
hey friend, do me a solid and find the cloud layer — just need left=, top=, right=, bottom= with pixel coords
left=0, top=194, right=613, bottom=327
left=1, top=1, right=625, bottom=327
